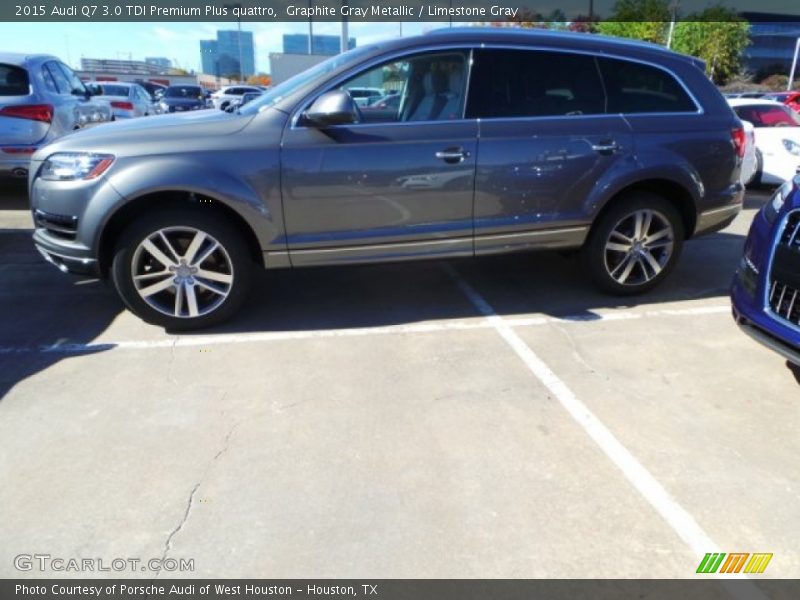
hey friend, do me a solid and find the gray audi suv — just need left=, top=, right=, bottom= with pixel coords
left=29, top=29, right=745, bottom=329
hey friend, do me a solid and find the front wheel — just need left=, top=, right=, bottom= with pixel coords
left=111, top=209, right=253, bottom=330
left=581, top=194, right=684, bottom=295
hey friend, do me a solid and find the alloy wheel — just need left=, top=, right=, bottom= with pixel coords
left=603, top=209, right=675, bottom=286
left=130, top=227, right=234, bottom=318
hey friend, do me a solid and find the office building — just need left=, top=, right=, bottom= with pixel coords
left=283, top=33, right=356, bottom=56
left=741, top=13, right=800, bottom=76
left=199, top=30, right=255, bottom=78
left=145, top=57, right=172, bottom=71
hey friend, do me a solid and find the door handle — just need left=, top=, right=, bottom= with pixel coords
left=435, top=148, right=470, bottom=163
left=591, top=141, right=619, bottom=155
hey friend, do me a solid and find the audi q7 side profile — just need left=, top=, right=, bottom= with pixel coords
left=29, top=29, right=745, bottom=330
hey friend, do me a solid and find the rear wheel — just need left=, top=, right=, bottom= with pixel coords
left=581, top=193, right=684, bottom=295
left=111, top=209, right=252, bottom=330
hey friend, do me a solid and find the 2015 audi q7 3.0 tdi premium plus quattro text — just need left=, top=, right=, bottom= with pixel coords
left=29, top=29, right=746, bottom=330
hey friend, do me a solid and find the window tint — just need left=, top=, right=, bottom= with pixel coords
left=340, top=51, right=468, bottom=123
left=55, top=63, right=87, bottom=95
left=597, top=57, right=696, bottom=114
left=100, top=84, right=130, bottom=97
left=0, top=64, right=30, bottom=96
left=734, top=104, right=800, bottom=128
left=40, top=66, right=58, bottom=93
left=466, top=49, right=605, bottom=119
left=43, top=62, right=71, bottom=94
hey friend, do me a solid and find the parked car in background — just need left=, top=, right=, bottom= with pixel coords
left=29, top=28, right=746, bottom=329
left=86, top=81, right=154, bottom=119
left=732, top=176, right=800, bottom=366
left=729, top=99, right=800, bottom=186
left=210, top=85, right=262, bottom=110
left=224, top=91, right=263, bottom=112
left=135, top=80, right=167, bottom=113
left=346, top=86, right=384, bottom=107
left=158, top=85, right=207, bottom=113
left=763, top=91, right=800, bottom=113
left=360, top=92, right=401, bottom=121
left=0, top=52, right=112, bottom=179
left=741, top=120, right=758, bottom=186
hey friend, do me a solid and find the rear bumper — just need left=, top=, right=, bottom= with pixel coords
left=0, top=150, right=36, bottom=177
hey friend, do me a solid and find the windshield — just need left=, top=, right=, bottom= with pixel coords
left=735, top=104, right=800, bottom=128
left=165, top=86, right=202, bottom=99
left=99, top=85, right=129, bottom=97
left=239, top=45, right=376, bottom=115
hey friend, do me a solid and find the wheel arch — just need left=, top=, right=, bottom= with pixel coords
left=97, top=190, right=263, bottom=277
left=590, top=177, right=698, bottom=241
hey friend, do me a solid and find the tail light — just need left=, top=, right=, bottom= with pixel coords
left=731, top=127, right=746, bottom=159
left=0, top=104, right=53, bottom=123
left=111, top=101, right=134, bottom=110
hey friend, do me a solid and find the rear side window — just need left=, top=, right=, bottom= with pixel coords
left=0, top=64, right=30, bottom=96
left=597, top=57, right=697, bottom=114
left=466, top=49, right=606, bottom=119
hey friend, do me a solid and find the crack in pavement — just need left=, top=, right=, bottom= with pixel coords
left=155, top=403, right=239, bottom=578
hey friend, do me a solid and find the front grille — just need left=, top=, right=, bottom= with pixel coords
left=34, top=209, right=78, bottom=241
left=768, top=210, right=800, bottom=327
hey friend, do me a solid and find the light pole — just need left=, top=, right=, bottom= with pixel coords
left=788, top=37, right=800, bottom=91
left=341, top=1, right=348, bottom=53
left=666, top=1, right=680, bottom=49
left=308, top=0, right=314, bottom=54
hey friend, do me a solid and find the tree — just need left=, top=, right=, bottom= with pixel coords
left=595, top=0, right=670, bottom=44
left=246, top=73, right=272, bottom=87
left=671, top=6, right=750, bottom=84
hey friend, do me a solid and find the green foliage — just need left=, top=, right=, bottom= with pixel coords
left=596, top=0, right=671, bottom=42
left=596, top=21, right=668, bottom=44
left=671, top=6, right=750, bottom=84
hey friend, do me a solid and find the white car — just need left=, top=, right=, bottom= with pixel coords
left=728, top=98, right=800, bottom=186
left=210, top=85, right=262, bottom=111
left=740, top=121, right=757, bottom=186
left=86, top=81, right=154, bottom=119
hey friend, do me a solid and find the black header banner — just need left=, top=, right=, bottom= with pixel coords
left=2, top=0, right=799, bottom=23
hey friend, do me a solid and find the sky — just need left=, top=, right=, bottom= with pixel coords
left=0, top=21, right=435, bottom=74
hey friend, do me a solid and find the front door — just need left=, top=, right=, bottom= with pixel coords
left=280, top=49, right=477, bottom=266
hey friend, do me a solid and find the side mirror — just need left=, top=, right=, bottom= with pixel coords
left=303, top=90, right=359, bottom=127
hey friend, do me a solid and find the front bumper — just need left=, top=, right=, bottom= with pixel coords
left=731, top=201, right=800, bottom=366
left=33, top=229, right=99, bottom=276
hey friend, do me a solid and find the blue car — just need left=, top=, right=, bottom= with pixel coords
left=732, top=176, right=800, bottom=365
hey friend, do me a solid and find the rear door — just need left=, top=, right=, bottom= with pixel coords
left=467, top=48, right=633, bottom=254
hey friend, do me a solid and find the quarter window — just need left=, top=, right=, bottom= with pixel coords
left=43, top=62, right=71, bottom=95
left=338, top=51, right=468, bottom=123
left=465, top=49, right=606, bottom=119
left=597, top=57, right=696, bottom=114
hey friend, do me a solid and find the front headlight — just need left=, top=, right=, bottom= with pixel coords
left=763, top=179, right=793, bottom=224
left=40, top=153, right=114, bottom=181
left=782, top=139, right=800, bottom=156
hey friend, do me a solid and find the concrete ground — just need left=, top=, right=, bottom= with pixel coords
left=0, top=179, right=798, bottom=580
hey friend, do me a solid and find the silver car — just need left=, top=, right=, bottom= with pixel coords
left=0, top=52, right=112, bottom=179
left=85, top=81, right=154, bottom=119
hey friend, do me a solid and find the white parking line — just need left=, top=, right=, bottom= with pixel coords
left=1, top=305, right=731, bottom=355
left=0, top=305, right=731, bottom=355
left=442, top=264, right=763, bottom=594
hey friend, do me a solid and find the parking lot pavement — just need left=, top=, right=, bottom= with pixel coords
left=1, top=185, right=798, bottom=580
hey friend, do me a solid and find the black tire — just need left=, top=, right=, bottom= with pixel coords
left=220, top=101, right=230, bottom=111
left=111, top=208, right=253, bottom=330
left=581, top=192, right=684, bottom=295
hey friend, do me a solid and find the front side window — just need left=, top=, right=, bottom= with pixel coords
left=466, top=49, right=605, bottom=119
left=341, top=51, right=468, bottom=124
left=597, top=57, right=696, bottom=114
